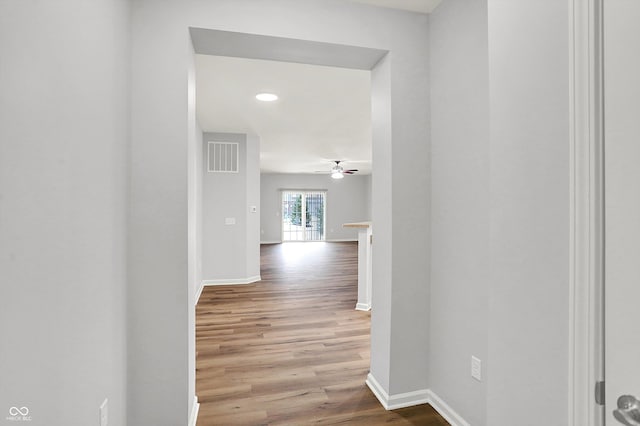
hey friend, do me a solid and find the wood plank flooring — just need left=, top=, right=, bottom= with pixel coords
left=196, top=241, right=448, bottom=426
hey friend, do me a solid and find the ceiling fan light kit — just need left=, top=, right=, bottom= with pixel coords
left=328, top=160, right=358, bottom=179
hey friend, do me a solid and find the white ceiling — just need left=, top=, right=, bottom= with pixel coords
left=196, top=55, right=372, bottom=175
left=194, top=0, right=440, bottom=175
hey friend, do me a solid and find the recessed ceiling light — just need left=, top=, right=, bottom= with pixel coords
left=256, top=93, right=278, bottom=102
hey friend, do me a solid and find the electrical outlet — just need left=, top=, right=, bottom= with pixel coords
left=100, top=399, right=108, bottom=426
left=471, top=356, right=482, bottom=381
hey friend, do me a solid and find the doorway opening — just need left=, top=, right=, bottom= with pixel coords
left=282, top=190, right=326, bottom=241
left=188, top=26, right=391, bottom=424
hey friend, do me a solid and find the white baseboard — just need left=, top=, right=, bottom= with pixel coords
left=366, top=373, right=429, bottom=410
left=260, top=239, right=357, bottom=244
left=366, top=373, right=391, bottom=409
left=355, top=302, right=371, bottom=311
left=366, top=374, right=470, bottom=426
left=188, top=396, right=199, bottom=426
left=195, top=282, right=205, bottom=305
left=201, top=276, right=261, bottom=286
left=426, top=390, right=470, bottom=426
left=196, top=276, right=261, bottom=305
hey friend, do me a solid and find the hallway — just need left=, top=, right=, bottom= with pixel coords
left=195, top=242, right=448, bottom=425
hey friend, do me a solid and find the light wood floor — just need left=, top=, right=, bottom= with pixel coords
left=196, top=241, right=448, bottom=426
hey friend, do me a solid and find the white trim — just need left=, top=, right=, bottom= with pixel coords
left=426, top=390, right=471, bottom=426
left=387, top=388, right=430, bottom=411
left=365, top=373, right=389, bottom=408
left=195, top=282, right=205, bottom=305
left=260, top=239, right=358, bottom=244
left=188, top=396, right=200, bottom=426
left=366, top=373, right=429, bottom=410
left=355, top=302, right=371, bottom=311
left=198, top=276, right=262, bottom=303
left=201, top=276, right=261, bottom=286
left=568, top=0, right=604, bottom=425
left=365, top=374, right=470, bottom=425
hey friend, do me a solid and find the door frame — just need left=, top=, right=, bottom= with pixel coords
left=281, top=190, right=328, bottom=242
left=569, top=0, right=605, bottom=425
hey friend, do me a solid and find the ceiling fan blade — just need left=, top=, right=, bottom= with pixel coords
left=344, top=169, right=358, bottom=173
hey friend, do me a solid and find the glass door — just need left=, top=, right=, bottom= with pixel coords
left=282, top=191, right=326, bottom=241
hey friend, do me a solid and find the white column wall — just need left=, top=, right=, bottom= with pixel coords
left=0, top=0, right=130, bottom=424
left=200, top=132, right=260, bottom=283
left=429, top=0, right=490, bottom=424
left=487, top=1, right=570, bottom=424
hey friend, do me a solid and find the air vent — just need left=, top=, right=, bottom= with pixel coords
left=208, top=142, right=239, bottom=173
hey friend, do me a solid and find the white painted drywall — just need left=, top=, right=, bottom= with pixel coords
left=0, top=0, right=130, bottom=425
left=201, top=132, right=260, bottom=282
left=187, top=46, right=202, bottom=418
left=260, top=173, right=372, bottom=243
left=429, top=0, right=489, bottom=424
left=386, top=17, right=431, bottom=396
left=129, top=1, right=191, bottom=423
left=0, top=1, right=578, bottom=424
left=130, top=1, right=431, bottom=422
left=370, top=54, right=394, bottom=393
left=245, top=134, right=261, bottom=280
left=202, top=132, right=245, bottom=280
left=487, top=1, right=570, bottom=424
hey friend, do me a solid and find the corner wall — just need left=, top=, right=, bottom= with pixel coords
left=201, top=132, right=260, bottom=283
left=429, top=0, right=489, bottom=424
left=428, top=1, right=573, bottom=424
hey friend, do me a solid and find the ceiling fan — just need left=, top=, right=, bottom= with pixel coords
left=317, top=160, right=359, bottom=179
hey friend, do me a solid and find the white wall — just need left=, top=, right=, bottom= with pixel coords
left=129, top=1, right=191, bottom=422
left=130, top=1, right=431, bottom=422
left=187, top=49, right=202, bottom=418
left=487, top=1, right=570, bottom=424
left=201, top=132, right=260, bottom=283
left=428, top=1, right=572, bottom=424
left=260, top=173, right=371, bottom=243
left=429, top=0, right=489, bottom=424
left=0, top=0, right=130, bottom=425
left=0, top=1, right=579, bottom=424
left=246, top=134, right=261, bottom=279
left=384, top=21, right=431, bottom=396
